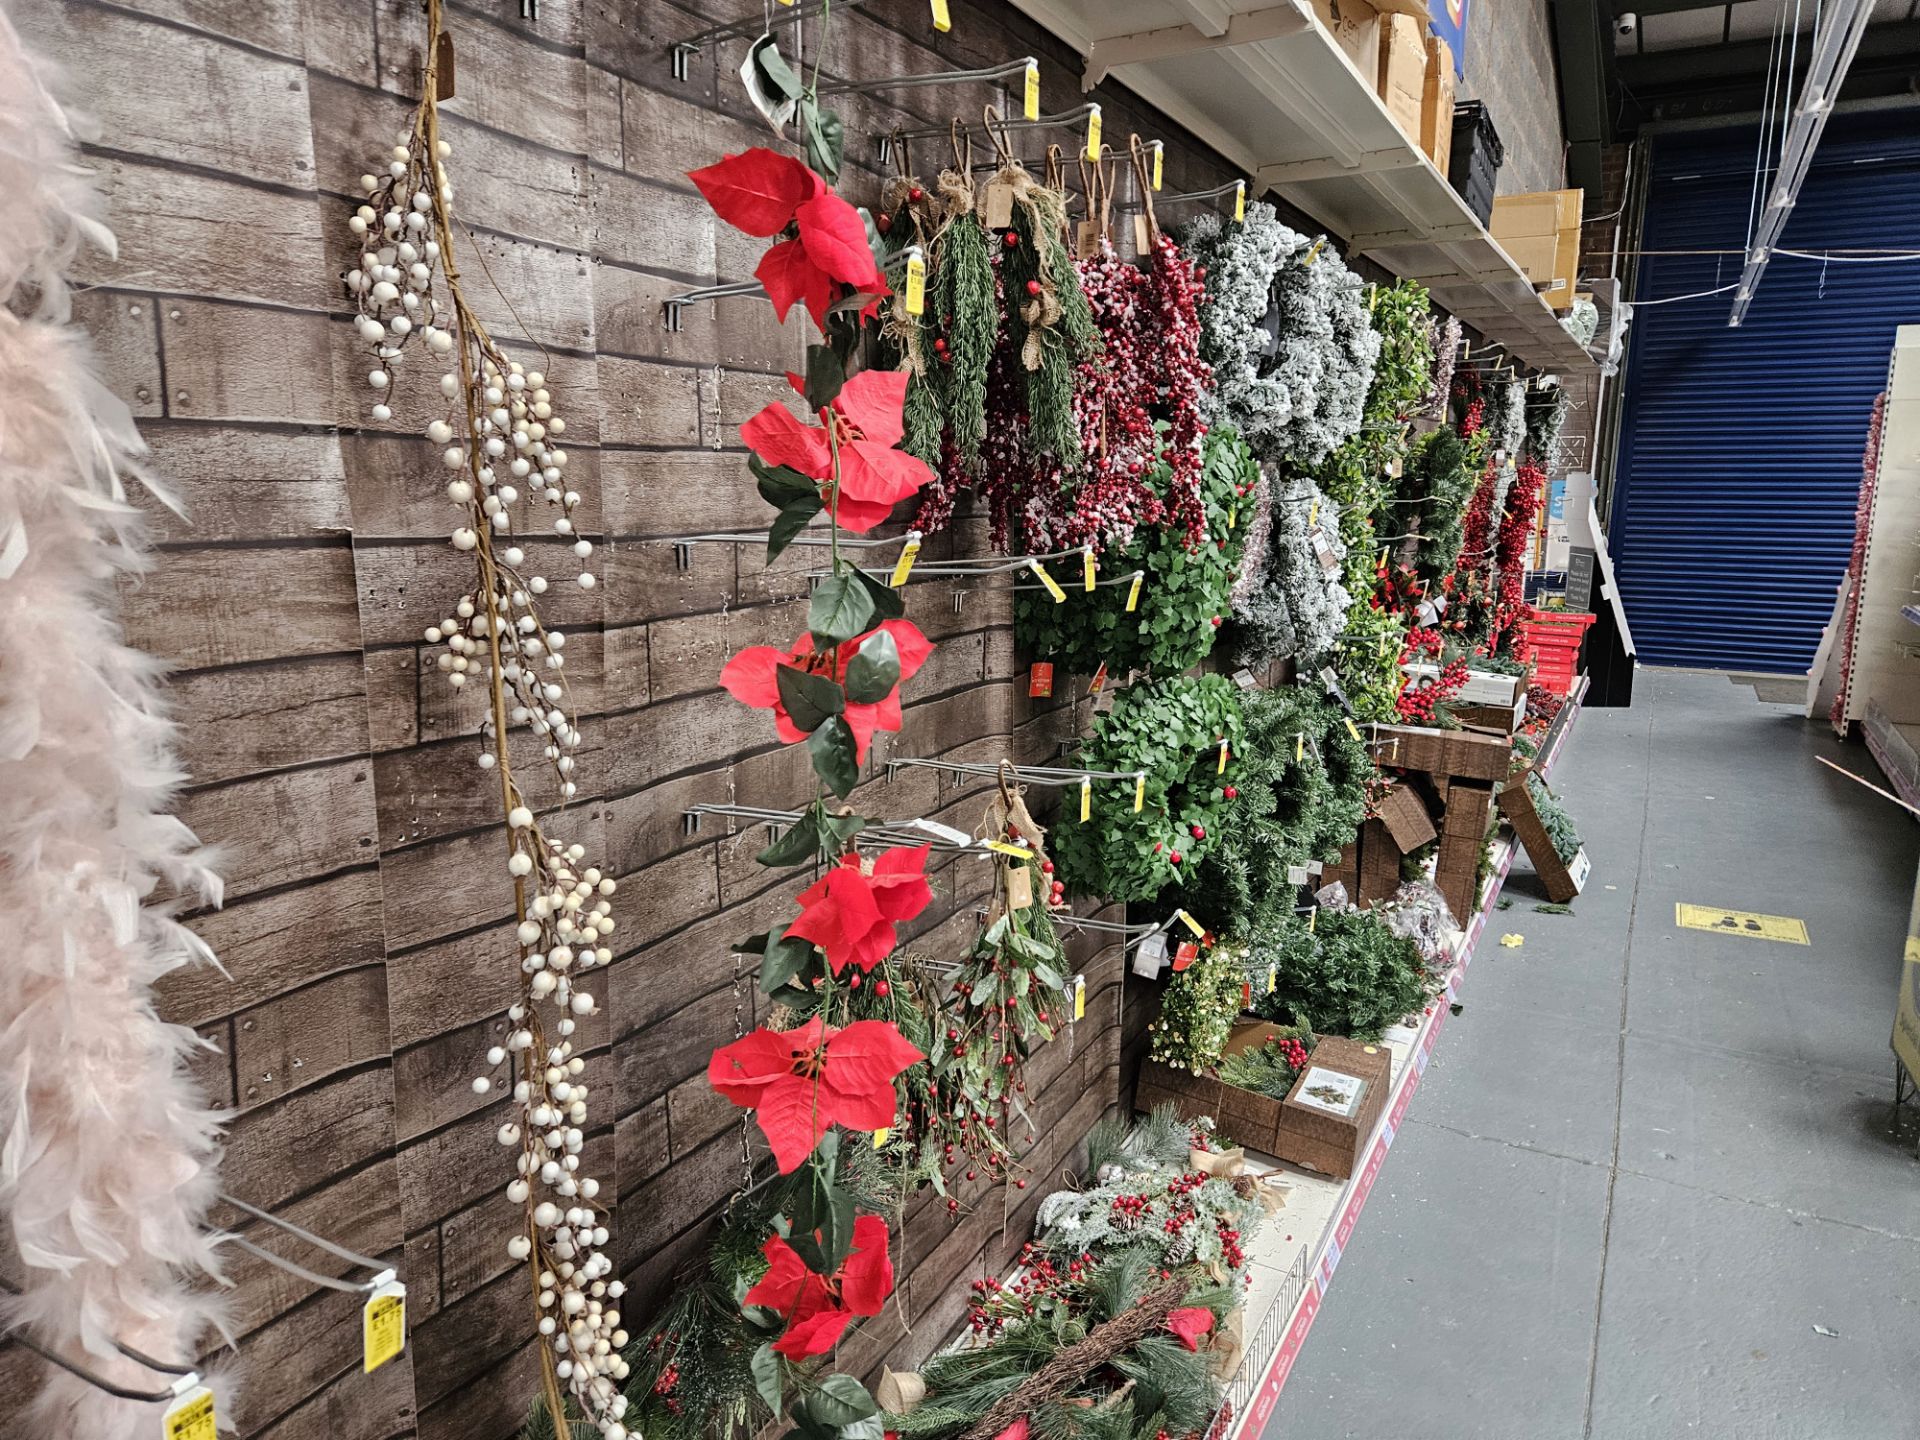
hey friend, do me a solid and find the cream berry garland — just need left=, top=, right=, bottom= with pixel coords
left=341, top=2, right=629, bottom=1434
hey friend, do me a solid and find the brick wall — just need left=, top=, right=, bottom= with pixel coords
left=7, top=2, right=1241, bottom=1437
left=1456, top=0, right=1567, bottom=198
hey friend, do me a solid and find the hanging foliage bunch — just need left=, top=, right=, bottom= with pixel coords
left=1361, top=278, right=1435, bottom=423
left=873, top=788, right=1075, bottom=1199
left=1034, top=1159, right=1262, bottom=1281
left=1051, top=675, right=1247, bottom=903
left=1251, top=905, right=1440, bottom=1042
left=1486, top=379, right=1528, bottom=458
left=345, top=8, right=631, bottom=1427
left=1485, top=456, right=1549, bottom=658
left=1522, top=381, right=1571, bottom=469
left=1403, top=426, right=1478, bottom=589
left=890, top=1249, right=1237, bottom=1440
left=1182, top=682, right=1371, bottom=941
left=688, top=110, right=947, bottom=1436
left=1229, top=474, right=1351, bottom=668
left=1394, top=625, right=1470, bottom=724
left=1186, top=202, right=1380, bottom=466
left=1425, top=314, right=1461, bottom=420
left=891, top=155, right=1002, bottom=508
left=1013, top=424, right=1254, bottom=676
left=1148, top=940, right=1254, bottom=1075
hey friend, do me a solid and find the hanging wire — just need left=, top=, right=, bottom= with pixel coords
left=0, top=1279, right=195, bottom=1378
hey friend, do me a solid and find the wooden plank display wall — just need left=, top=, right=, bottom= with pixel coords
left=7, top=2, right=1247, bottom=1438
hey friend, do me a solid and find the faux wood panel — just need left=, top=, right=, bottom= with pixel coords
left=40, top=0, right=1244, bottom=1434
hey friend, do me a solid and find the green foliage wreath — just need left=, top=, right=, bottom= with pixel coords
left=1052, top=675, right=1247, bottom=903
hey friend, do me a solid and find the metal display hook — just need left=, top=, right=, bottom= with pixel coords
left=670, top=0, right=870, bottom=81
left=218, top=1191, right=397, bottom=1296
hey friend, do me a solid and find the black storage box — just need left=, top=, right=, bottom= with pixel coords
left=1448, top=100, right=1504, bottom=227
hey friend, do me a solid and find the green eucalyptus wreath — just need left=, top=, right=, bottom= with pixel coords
left=1052, top=675, right=1248, bottom=903
left=1013, top=426, right=1257, bottom=677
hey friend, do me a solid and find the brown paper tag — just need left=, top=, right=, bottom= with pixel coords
left=1005, top=859, right=1033, bottom=910
left=1074, top=219, right=1101, bottom=258
left=1133, top=214, right=1152, bottom=257
left=435, top=31, right=456, bottom=99
left=983, top=181, right=1015, bottom=230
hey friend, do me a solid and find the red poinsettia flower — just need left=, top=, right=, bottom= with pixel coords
left=744, top=1212, right=894, bottom=1358
left=741, top=370, right=932, bottom=532
left=787, top=846, right=932, bottom=975
left=687, top=147, right=888, bottom=330
left=718, top=618, right=934, bottom=761
left=994, top=1421, right=1029, bottom=1440
left=708, top=1017, right=924, bottom=1172
left=1165, top=1306, right=1215, bottom=1352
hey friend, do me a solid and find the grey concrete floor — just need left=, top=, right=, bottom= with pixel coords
left=1268, top=668, right=1920, bottom=1440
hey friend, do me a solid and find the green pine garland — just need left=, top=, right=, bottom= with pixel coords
left=1180, top=682, right=1370, bottom=942
left=937, top=198, right=998, bottom=469
left=1405, top=427, right=1477, bottom=587
left=1052, top=675, right=1248, bottom=904
left=1000, top=170, right=1099, bottom=464
left=1213, top=1026, right=1318, bottom=1099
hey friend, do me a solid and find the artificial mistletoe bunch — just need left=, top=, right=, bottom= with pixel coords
left=1181, top=681, right=1371, bottom=941
left=1148, top=940, right=1254, bottom=1075
left=1013, top=425, right=1254, bottom=676
left=1051, top=675, right=1247, bottom=903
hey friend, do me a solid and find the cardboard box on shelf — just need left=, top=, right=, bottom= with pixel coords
left=1421, top=35, right=1455, bottom=172
left=1491, top=187, right=1583, bottom=238
left=1311, top=0, right=1382, bottom=76
left=1492, top=187, right=1584, bottom=308
left=1377, top=11, right=1426, bottom=140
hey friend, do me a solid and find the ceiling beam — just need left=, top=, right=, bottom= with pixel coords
left=1615, top=16, right=1920, bottom=86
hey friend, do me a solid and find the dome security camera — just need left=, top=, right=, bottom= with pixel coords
left=1615, top=10, right=1638, bottom=36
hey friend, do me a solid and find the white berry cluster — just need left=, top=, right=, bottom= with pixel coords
left=479, top=829, right=630, bottom=1425
left=345, top=95, right=627, bottom=1439
left=423, top=580, right=582, bottom=795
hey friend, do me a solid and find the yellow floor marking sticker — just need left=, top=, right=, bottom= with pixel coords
left=1675, top=904, right=1809, bottom=945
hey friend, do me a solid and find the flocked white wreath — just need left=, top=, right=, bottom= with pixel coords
left=1186, top=201, right=1381, bottom=467
left=1231, top=474, right=1353, bottom=666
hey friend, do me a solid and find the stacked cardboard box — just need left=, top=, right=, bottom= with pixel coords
left=1490, top=188, right=1584, bottom=310
left=1309, top=0, right=1452, bottom=173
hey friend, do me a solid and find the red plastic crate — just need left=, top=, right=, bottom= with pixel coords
left=1521, top=608, right=1595, bottom=696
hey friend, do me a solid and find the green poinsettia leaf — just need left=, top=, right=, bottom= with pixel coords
left=807, top=716, right=860, bottom=798
left=853, top=567, right=907, bottom=619
left=802, top=101, right=846, bottom=184
left=757, top=813, right=821, bottom=868
left=808, top=574, right=876, bottom=646
left=750, top=1341, right=784, bottom=1416
left=777, top=664, right=844, bottom=733
left=843, top=627, right=900, bottom=704
left=768, top=492, right=826, bottom=563
left=802, top=343, right=845, bottom=412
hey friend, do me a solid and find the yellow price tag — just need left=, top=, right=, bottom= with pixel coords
left=1030, top=559, right=1066, bottom=603
left=1024, top=61, right=1040, bottom=121
left=1309, top=499, right=1319, bottom=527
left=1085, top=104, right=1101, bottom=162
left=1132, top=773, right=1146, bottom=812
left=1234, top=180, right=1246, bottom=222
left=164, top=1386, right=218, bottom=1440
left=1174, top=909, right=1206, bottom=937
left=986, top=840, right=1032, bottom=859
left=1308, top=906, right=1318, bottom=934
left=1227, top=504, right=1237, bottom=529
left=1082, top=548, right=1096, bottom=591
left=930, top=0, right=951, bottom=31
left=1073, top=974, right=1086, bottom=1021
left=1125, top=571, right=1144, bottom=611
left=1152, top=142, right=1164, bottom=192
left=1378, top=546, right=1389, bottom=568
left=363, top=1279, right=407, bottom=1373
left=1217, top=737, right=1229, bottom=774
left=890, top=533, right=921, bottom=587
left=1079, top=776, right=1091, bottom=822
left=1295, top=732, right=1305, bottom=763
left=873, top=1127, right=891, bottom=1147
left=1344, top=717, right=1362, bottom=741
left=1304, top=237, right=1325, bottom=266
left=1267, top=964, right=1277, bottom=994
left=903, top=248, right=926, bottom=316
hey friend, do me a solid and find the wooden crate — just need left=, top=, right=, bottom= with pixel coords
left=1275, top=1036, right=1392, bottom=1179
left=1136, top=1022, right=1316, bottom=1154
left=1496, top=764, right=1588, bottom=902
left=1371, top=724, right=1511, bottom=782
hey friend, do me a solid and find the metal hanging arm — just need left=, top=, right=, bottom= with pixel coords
left=670, top=0, right=871, bottom=81
left=0, top=1279, right=196, bottom=1380
left=822, top=56, right=1034, bottom=97
left=217, top=1191, right=396, bottom=1297
left=890, top=102, right=1101, bottom=156
left=661, top=278, right=768, bottom=333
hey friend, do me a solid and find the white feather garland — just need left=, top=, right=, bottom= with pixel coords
left=0, top=9, right=231, bottom=1433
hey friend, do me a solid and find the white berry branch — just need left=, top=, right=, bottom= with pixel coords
left=341, top=2, right=630, bottom=1433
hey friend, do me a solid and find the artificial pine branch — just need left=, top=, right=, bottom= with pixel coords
left=953, top=1279, right=1189, bottom=1440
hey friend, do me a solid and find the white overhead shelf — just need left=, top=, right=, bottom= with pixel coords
left=1009, top=0, right=1596, bottom=374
